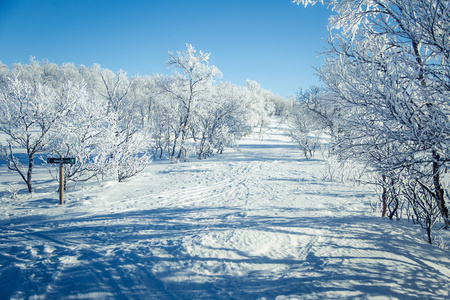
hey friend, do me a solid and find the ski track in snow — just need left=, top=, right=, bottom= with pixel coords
left=1, top=124, right=449, bottom=299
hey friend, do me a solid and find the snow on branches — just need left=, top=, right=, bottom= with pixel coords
left=296, top=0, right=450, bottom=244
left=0, top=46, right=281, bottom=192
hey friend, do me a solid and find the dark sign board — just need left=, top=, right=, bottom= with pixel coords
left=47, top=157, right=76, bottom=164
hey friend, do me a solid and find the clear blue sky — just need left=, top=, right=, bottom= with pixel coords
left=0, top=0, right=332, bottom=98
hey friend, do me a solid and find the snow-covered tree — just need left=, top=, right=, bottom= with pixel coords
left=45, top=86, right=109, bottom=186
left=0, top=47, right=278, bottom=192
left=99, top=68, right=152, bottom=182
left=0, top=75, right=86, bottom=192
left=244, top=80, right=276, bottom=140
left=0, top=62, right=9, bottom=85
left=287, top=86, right=340, bottom=158
left=295, top=0, right=450, bottom=239
left=195, top=82, right=251, bottom=158
left=159, top=44, right=222, bottom=161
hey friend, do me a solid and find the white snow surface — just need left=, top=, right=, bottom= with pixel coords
left=1, top=122, right=449, bottom=300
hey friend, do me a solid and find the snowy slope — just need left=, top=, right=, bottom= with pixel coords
left=1, top=122, right=449, bottom=299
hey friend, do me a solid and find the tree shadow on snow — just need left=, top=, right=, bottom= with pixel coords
left=1, top=206, right=449, bottom=299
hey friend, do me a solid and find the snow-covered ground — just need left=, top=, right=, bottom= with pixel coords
left=1, top=122, right=449, bottom=299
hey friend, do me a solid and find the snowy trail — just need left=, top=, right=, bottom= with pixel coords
left=1, top=124, right=449, bottom=299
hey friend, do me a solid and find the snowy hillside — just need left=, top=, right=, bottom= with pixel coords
left=1, top=123, right=449, bottom=299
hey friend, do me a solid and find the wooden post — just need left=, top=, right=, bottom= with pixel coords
left=47, top=156, right=75, bottom=205
left=59, top=156, right=64, bottom=205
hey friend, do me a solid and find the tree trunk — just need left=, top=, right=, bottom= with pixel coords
left=177, top=128, right=188, bottom=161
left=381, top=175, right=387, bottom=217
left=26, top=153, right=34, bottom=193
left=432, top=150, right=449, bottom=228
left=387, top=178, right=399, bottom=220
left=426, top=217, right=432, bottom=244
left=171, top=139, right=177, bottom=159
left=176, top=145, right=183, bottom=161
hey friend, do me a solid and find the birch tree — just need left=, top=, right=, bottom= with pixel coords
left=195, top=82, right=251, bottom=158
left=0, top=76, right=86, bottom=192
left=160, top=44, right=222, bottom=161
left=99, top=69, right=151, bottom=181
left=295, top=0, right=450, bottom=237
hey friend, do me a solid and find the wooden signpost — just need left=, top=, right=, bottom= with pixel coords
left=47, top=156, right=76, bottom=205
